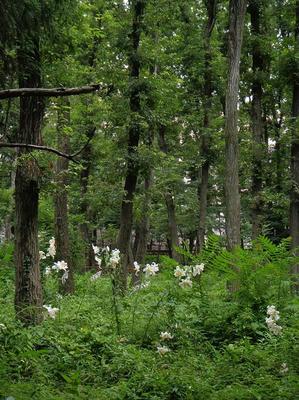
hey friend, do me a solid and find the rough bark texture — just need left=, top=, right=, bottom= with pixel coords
left=224, top=0, right=246, bottom=292
left=197, top=0, right=217, bottom=252
left=14, top=38, right=44, bottom=325
left=54, top=98, right=74, bottom=295
left=117, top=1, right=145, bottom=290
left=290, top=0, right=299, bottom=293
left=249, top=0, right=264, bottom=239
left=158, top=127, right=181, bottom=263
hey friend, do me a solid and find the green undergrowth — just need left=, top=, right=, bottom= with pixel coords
left=0, top=239, right=298, bottom=399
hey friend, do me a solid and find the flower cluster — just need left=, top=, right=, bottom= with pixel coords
left=43, top=305, right=59, bottom=319
left=265, top=305, right=282, bottom=335
left=45, top=260, right=69, bottom=285
left=92, top=244, right=102, bottom=268
left=174, top=263, right=204, bottom=288
left=143, top=262, right=159, bottom=278
left=109, top=249, right=120, bottom=267
left=157, top=331, right=173, bottom=356
left=46, top=237, right=56, bottom=259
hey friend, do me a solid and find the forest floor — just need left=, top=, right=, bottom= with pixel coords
left=0, top=250, right=298, bottom=400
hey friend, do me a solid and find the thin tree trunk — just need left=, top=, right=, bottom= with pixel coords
left=117, top=1, right=145, bottom=290
left=197, top=0, right=217, bottom=252
left=224, top=0, right=247, bottom=292
left=290, top=0, right=299, bottom=293
left=158, top=126, right=181, bottom=263
left=249, top=0, right=264, bottom=239
left=54, top=97, right=74, bottom=295
left=14, top=37, right=44, bottom=325
left=133, top=171, right=154, bottom=281
left=79, top=128, right=96, bottom=272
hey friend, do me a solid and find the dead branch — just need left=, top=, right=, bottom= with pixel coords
left=0, top=84, right=102, bottom=100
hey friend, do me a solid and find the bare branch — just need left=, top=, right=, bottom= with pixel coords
left=70, top=127, right=96, bottom=157
left=0, top=84, right=102, bottom=100
left=0, top=143, right=80, bottom=163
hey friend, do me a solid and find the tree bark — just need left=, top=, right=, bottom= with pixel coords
left=197, top=0, right=217, bottom=252
left=158, top=126, right=181, bottom=263
left=290, top=0, right=299, bottom=293
left=14, top=37, right=44, bottom=325
left=224, top=0, right=247, bottom=291
left=249, top=0, right=264, bottom=240
left=0, top=84, right=103, bottom=100
left=117, top=0, right=146, bottom=290
left=54, top=98, right=74, bottom=295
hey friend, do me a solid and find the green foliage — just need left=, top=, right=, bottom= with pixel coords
left=0, top=236, right=298, bottom=399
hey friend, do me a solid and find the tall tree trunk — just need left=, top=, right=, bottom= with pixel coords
left=249, top=0, right=264, bottom=239
left=290, top=0, right=299, bottom=293
left=117, top=0, right=145, bottom=290
left=158, top=126, right=181, bottom=263
left=54, top=98, right=74, bottom=295
left=79, top=128, right=96, bottom=272
left=224, top=0, right=247, bottom=291
left=197, top=0, right=217, bottom=252
left=14, top=37, right=44, bottom=325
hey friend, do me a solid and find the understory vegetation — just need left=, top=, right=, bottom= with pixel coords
left=0, top=237, right=298, bottom=400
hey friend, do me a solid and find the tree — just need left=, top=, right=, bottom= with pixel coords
left=224, top=0, right=247, bottom=251
left=14, top=1, right=44, bottom=324
left=224, top=0, right=247, bottom=291
left=197, top=0, right=218, bottom=251
left=290, top=0, right=299, bottom=292
left=117, top=0, right=146, bottom=290
left=54, top=97, right=74, bottom=295
left=249, top=0, right=265, bottom=239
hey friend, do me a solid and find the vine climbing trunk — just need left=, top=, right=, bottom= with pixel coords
left=54, top=97, right=74, bottom=295
left=224, top=0, right=247, bottom=292
left=117, top=0, right=146, bottom=291
left=14, top=34, right=44, bottom=325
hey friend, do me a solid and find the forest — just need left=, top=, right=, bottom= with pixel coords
left=0, top=0, right=298, bottom=399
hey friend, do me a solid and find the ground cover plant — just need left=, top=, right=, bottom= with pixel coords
left=0, top=237, right=298, bottom=400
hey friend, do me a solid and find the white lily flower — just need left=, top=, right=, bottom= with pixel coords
left=92, top=244, right=100, bottom=255
left=267, top=305, right=280, bottom=321
left=193, top=263, right=205, bottom=276
left=46, top=237, right=56, bottom=258
left=43, top=305, right=59, bottom=319
left=174, top=266, right=185, bottom=279
left=52, top=260, right=68, bottom=272
left=39, top=251, right=46, bottom=260
left=110, top=249, right=120, bottom=267
left=143, top=262, right=159, bottom=278
left=61, top=270, right=68, bottom=285
left=179, top=277, right=193, bottom=289
left=133, top=261, right=140, bottom=276
left=160, top=331, right=173, bottom=340
left=157, top=346, right=170, bottom=356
